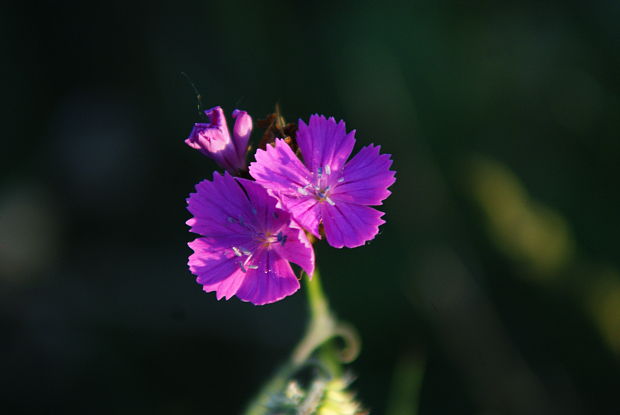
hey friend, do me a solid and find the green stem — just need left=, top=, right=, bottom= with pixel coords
left=243, top=268, right=340, bottom=415
left=303, top=270, right=342, bottom=375
left=305, top=268, right=330, bottom=320
left=292, top=269, right=336, bottom=365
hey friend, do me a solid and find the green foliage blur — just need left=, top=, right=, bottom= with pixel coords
left=1, top=0, right=619, bottom=414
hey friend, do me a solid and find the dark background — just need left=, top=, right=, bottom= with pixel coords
left=2, top=1, right=619, bottom=414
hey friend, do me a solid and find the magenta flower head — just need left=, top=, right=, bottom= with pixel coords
left=186, top=171, right=315, bottom=305
left=185, top=106, right=253, bottom=174
left=249, top=115, right=396, bottom=248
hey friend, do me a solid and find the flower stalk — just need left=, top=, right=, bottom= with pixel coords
left=243, top=268, right=348, bottom=415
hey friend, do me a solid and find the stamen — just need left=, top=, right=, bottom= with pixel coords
left=247, top=264, right=259, bottom=270
left=317, top=166, right=323, bottom=177
left=276, top=231, right=287, bottom=246
left=337, top=177, right=345, bottom=183
left=241, top=247, right=252, bottom=256
left=239, top=262, right=247, bottom=273
left=297, top=187, right=309, bottom=196
left=232, top=247, right=242, bottom=257
left=325, top=196, right=336, bottom=206
left=324, top=165, right=331, bottom=175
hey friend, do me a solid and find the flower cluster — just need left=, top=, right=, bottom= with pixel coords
left=185, top=106, right=395, bottom=305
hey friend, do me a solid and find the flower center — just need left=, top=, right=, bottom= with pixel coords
left=229, top=230, right=287, bottom=273
left=256, top=231, right=287, bottom=247
left=296, top=166, right=344, bottom=206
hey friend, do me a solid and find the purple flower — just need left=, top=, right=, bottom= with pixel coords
left=185, top=106, right=253, bottom=174
left=249, top=115, right=396, bottom=248
left=186, top=171, right=315, bottom=305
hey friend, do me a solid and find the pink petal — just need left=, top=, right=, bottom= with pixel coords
left=186, top=172, right=256, bottom=246
left=296, top=115, right=356, bottom=173
left=202, top=274, right=245, bottom=300
left=235, top=249, right=300, bottom=305
left=273, top=227, right=315, bottom=276
left=249, top=139, right=312, bottom=194
left=280, top=194, right=321, bottom=239
left=321, top=202, right=385, bottom=248
left=236, top=177, right=290, bottom=232
left=188, top=238, right=247, bottom=300
left=331, top=144, right=395, bottom=205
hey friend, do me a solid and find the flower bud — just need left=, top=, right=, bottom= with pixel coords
left=186, top=106, right=252, bottom=174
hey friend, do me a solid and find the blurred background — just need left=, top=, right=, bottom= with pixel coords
left=2, top=0, right=619, bottom=414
